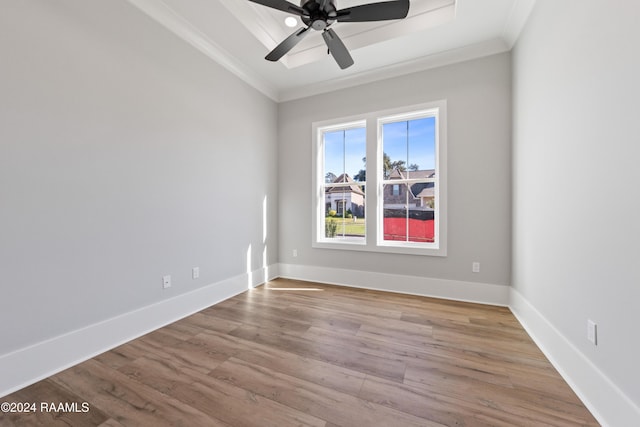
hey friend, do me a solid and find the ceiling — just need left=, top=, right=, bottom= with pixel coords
left=125, top=0, right=535, bottom=101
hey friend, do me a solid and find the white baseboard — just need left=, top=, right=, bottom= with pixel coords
left=10, top=263, right=635, bottom=427
left=509, top=288, right=640, bottom=427
left=277, top=263, right=509, bottom=306
left=0, top=265, right=277, bottom=398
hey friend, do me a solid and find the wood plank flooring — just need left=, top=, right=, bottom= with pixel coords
left=0, top=278, right=599, bottom=426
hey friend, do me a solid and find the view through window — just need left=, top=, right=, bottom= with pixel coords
left=322, top=125, right=366, bottom=242
left=381, top=116, right=437, bottom=244
left=314, top=101, right=446, bottom=256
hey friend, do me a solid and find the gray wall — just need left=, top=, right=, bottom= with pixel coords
left=0, top=0, right=278, bottom=355
left=512, top=0, right=640, bottom=406
left=278, top=53, right=512, bottom=286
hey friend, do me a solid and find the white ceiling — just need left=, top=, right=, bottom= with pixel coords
left=126, top=0, right=535, bottom=101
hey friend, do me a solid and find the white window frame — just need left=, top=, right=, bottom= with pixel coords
left=313, top=119, right=367, bottom=247
left=312, top=100, right=447, bottom=256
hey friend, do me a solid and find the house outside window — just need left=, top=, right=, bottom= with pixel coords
left=312, top=101, right=447, bottom=256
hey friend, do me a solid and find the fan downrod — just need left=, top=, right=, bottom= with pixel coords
left=300, top=0, right=337, bottom=31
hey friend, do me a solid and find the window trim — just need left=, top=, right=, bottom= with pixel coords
left=313, top=118, right=367, bottom=247
left=311, top=100, right=447, bottom=256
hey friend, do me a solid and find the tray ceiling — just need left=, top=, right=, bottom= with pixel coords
left=126, top=0, right=535, bottom=101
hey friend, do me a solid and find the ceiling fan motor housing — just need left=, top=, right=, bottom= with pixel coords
left=301, top=0, right=337, bottom=30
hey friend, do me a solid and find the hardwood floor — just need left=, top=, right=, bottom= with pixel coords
left=0, top=278, right=599, bottom=426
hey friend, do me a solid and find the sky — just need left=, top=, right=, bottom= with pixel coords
left=324, top=117, right=436, bottom=181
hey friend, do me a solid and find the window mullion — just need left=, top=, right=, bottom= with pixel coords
left=383, top=177, right=436, bottom=185
left=366, top=116, right=379, bottom=248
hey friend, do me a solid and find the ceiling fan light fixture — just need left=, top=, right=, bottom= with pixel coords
left=284, top=16, right=298, bottom=27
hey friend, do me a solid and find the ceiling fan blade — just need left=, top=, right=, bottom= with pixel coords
left=322, top=29, right=354, bottom=69
left=266, top=27, right=310, bottom=62
left=336, top=0, right=410, bottom=22
left=248, top=0, right=306, bottom=16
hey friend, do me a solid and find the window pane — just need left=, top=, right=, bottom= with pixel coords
left=383, top=182, right=435, bottom=243
left=324, top=127, right=366, bottom=183
left=324, top=187, right=365, bottom=241
left=407, top=117, right=436, bottom=179
left=324, top=130, right=343, bottom=183
left=382, top=117, right=436, bottom=180
left=408, top=182, right=435, bottom=243
left=345, top=128, right=366, bottom=183
left=383, top=183, right=408, bottom=241
left=381, top=121, right=407, bottom=179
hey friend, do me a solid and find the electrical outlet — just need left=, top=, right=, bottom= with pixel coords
left=587, top=320, right=597, bottom=345
left=472, top=262, right=480, bottom=273
left=192, top=267, right=200, bottom=279
left=162, top=275, right=171, bottom=289
left=293, top=249, right=298, bottom=257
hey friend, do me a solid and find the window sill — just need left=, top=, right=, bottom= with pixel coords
left=312, top=240, right=446, bottom=257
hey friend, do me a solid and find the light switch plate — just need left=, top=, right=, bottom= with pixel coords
left=587, top=319, right=597, bottom=345
left=472, top=262, right=480, bottom=273
left=162, top=275, right=171, bottom=289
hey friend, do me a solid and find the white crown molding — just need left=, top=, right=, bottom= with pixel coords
left=217, top=0, right=293, bottom=69
left=501, top=0, right=536, bottom=48
left=125, top=0, right=279, bottom=101
left=279, top=37, right=510, bottom=102
left=218, top=0, right=289, bottom=48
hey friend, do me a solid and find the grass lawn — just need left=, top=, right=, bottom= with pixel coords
left=325, top=217, right=365, bottom=237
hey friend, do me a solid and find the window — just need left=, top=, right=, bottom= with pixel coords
left=380, top=114, right=437, bottom=245
left=317, top=122, right=366, bottom=244
left=312, top=101, right=446, bottom=256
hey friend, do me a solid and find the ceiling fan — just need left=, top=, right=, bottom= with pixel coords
left=248, top=0, right=410, bottom=69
